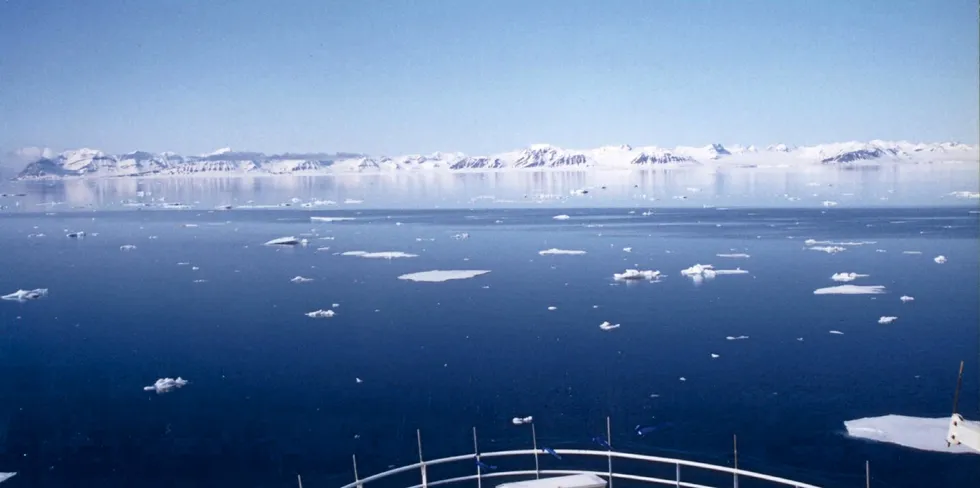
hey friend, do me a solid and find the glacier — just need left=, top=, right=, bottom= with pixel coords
left=12, top=140, right=979, bottom=179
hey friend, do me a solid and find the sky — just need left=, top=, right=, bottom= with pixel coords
left=0, top=0, right=978, bottom=157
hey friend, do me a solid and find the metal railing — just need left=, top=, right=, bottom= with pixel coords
left=336, top=418, right=821, bottom=488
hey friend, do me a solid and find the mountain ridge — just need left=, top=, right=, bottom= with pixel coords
left=12, top=141, right=979, bottom=179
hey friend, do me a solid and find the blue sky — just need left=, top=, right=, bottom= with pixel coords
left=1, top=0, right=977, bottom=156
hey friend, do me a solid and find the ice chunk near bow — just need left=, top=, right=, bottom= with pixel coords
left=143, top=377, right=188, bottom=394
left=844, top=415, right=979, bottom=454
left=512, top=416, right=533, bottom=425
left=538, top=248, right=587, bottom=256
left=0, top=473, right=15, bottom=484
left=934, top=255, right=947, bottom=264
left=2, top=288, right=48, bottom=301
left=306, top=309, right=336, bottom=318
left=900, top=295, right=915, bottom=302
left=814, top=285, right=886, bottom=295
left=831, top=272, right=869, bottom=282
left=613, top=269, right=662, bottom=281
left=119, top=244, right=137, bottom=251
left=398, top=270, right=490, bottom=282
left=878, top=316, right=898, bottom=324
left=599, top=321, right=620, bottom=331
left=290, top=276, right=314, bottom=283
left=264, top=236, right=308, bottom=246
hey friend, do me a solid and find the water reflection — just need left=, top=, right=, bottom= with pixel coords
left=1, top=165, right=977, bottom=211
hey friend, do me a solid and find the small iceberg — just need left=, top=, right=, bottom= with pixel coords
left=119, top=244, right=137, bottom=251
left=599, top=321, right=620, bottom=331
left=622, top=247, right=632, bottom=252
left=829, top=330, right=844, bottom=335
left=66, top=231, right=86, bottom=238
left=831, top=272, right=868, bottom=282
left=311, top=216, right=356, bottom=222
left=878, top=316, right=898, bottom=324
left=934, top=255, right=947, bottom=264
left=290, top=276, right=314, bottom=283
left=2, top=288, right=48, bottom=301
left=264, top=236, right=307, bottom=246
left=613, top=269, right=662, bottom=281
left=809, top=246, right=846, bottom=254
left=726, top=335, right=749, bottom=341
left=512, top=416, right=533, bottom=425
left=538, top=248, right=587, bottom=256
left=902, top=251, right=922, bottom=255
left=306, top=309, right=336, bottom=318
left=900, top=295, right=915, bottom=302
left=552, top=214, right=571, bottom=220
left=716, top=253, right=750, bottom=258
left=398, top=270, right=490, bottom=282
left=547, top=306, right=557, bottom=311
left=342, top=251, right=419, bottom=259
left=710, top=353, right=720, bottom=359
left=143, top=377, right=188, bottom=394
left=814, top=285, right=886, bottom=295
left=681, top=264, right=747, bottom=282
left=844, top=414, right=979, bottom=454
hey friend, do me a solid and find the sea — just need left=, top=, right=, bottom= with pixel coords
left=0, top=166, right=978, bottom=488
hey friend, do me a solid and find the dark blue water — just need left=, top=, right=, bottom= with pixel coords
left=0, top=207, right=978, bottom=488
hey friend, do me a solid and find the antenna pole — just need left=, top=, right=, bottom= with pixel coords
left=532, top=423, right=540, bottom=479
left=474, top=427, right=482, bottom=488
left=732, top=434, right=739, bottom=488
left=952, top=360, right=965, bottom=414
left=297, top=474, right=303, bottom=488
left=418, top=429, right=428, bottom=488
left=865, top=460, right=870, bottom=488
left=606, top=416, right=614, bottom=488
left=352, top=454, right=362, bottom=488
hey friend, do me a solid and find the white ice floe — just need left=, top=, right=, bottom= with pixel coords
left=547, top=306, right=557, bottom=311
left=844, top=414, right=979, bottom=454
left=710, top=353, right=720, bottom=359
left=552, top=214, right=571, bottom=220
left=119, top=244, right=137, bottom=251
left=878, top=316, right=898, bottom=324
left=311, top=216, right=355, bottom=222
left=809, top=246, right=846, bottom=254
left=814, top=285, right=886, bottom=295
left=716, top=253, right=750, bottom=258
left=512, top=416, right=533, bottom=425
left=2, top=288, right=48, bottom=301
left=822, top=200, right=838, bottom=207
left=902, top=251, right=922, bottom=255
left=613, top=269, right=663, bottom=281
left=726, top=335, right=749, bottom=341
left=342, top=251, right=419, bottom=259
left=355, top=377, right=363, bottom=384
left=538, top=248, right=587, bottom=256
left=599, top=321, right=620, bottom=330
left=66, top=231, right=86, bottom=238
left=829, top=330, right=844, bottom=335
left=623, top=247, right=632, bottom=252
left=143, top=377, right=188, bottom=394
left=306, top=309, right=336, bottom=318
left=934, top=255, right=947, bottom=264
left=344, top=199, right=363, bottom=204
left=0, top=473, right=15, bottom=484
left=290, top=276, right=314, bottom=283
left=900, top=295, right=915, bottom=302
left=948, top=191, right=980, bottom=199
left=264, top=236, right=307, bottom=246
left=398, top=270, right=491, bottom=282
left=680, top=264, right=747, bottom=282
left=451, top=233, right=469, bottom=240
left=831, top=272, right=869, bottom=282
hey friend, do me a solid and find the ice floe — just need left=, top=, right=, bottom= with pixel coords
left=264, top=236, right=307, bottom=246
left=829, top=330, right=844, bottom=335
left=66, top=231, right=86, bottom=238
left=290, top=276, right=314, bottom=283
left=538, top=248, right=587, bottom=256
left=2, top=288, right=48, bottom=301
left=306, top=309, right=336, bottom=318
left=0, top=473, right=14, bottom=484
left=934, top=255, right=947, bottom=264
left=613, top=269, right=662, bottom=281
left=844, top=414, right=979, bottom=454
left=342, top=251, right=419, bottom=259
left=814, top=285, right=886, bottom=295
left=512, top=416, right=533, bottom=425
left=344, top=199, right=363, bottom=204
left=310, top=216, right=356, bottom=222
left=710, top=353, right=720, bottom=359
left=902, top=251, right=922, bottom=255
left=547, top=306, right=557, bottom=311
left=680, top=264, right=748, bottom=283
left=119, top=244, right=137, bottom=251
left=726, top=335, right=749, bottom=341
left=822, top=200, right=838, bottom=207
left=948, top=191, right=980, bottom=199
left=716, top=253, right=750, bottom=258
left=552, top=214, right=570, bottom=220
left=900, top=295, right=915, bottom=302
left=143, top=377, right=188, bottom=394
left=831, top=272, right=869, bottom=282
left=809, top=246, right=846, bottom=254
left=622, top=247, right=632, bottom=252
left=878, top=316, right=898, bottom=324
left=599, top=321, right=620, bottom=330
left=398, top=270, right=491, bottom=282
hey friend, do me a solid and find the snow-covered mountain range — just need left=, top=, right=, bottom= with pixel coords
left=11, top=141, right=978, bottom=179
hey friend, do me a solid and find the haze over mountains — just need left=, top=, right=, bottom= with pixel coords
left=7, top=140, right=978, bottom=179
